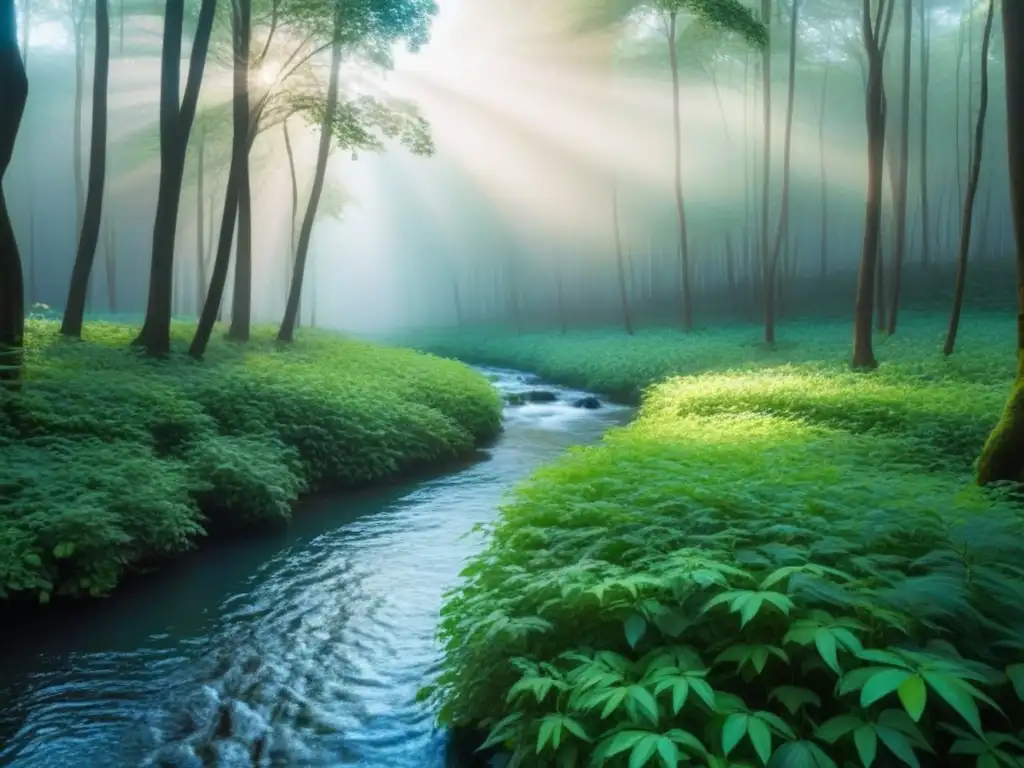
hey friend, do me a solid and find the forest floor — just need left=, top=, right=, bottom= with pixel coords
left=0, top=320, right=503, bottom=605
left=412, top=310, right=1024, bottom=764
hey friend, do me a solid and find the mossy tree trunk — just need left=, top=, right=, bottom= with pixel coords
left=0, top=0, right=28, bottom=384
left=978, top=0, right=1024, bottom=485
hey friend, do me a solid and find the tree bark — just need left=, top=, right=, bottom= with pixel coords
left=277, top=21, right=342, bottom=342
left=71, top=0, right=85, bottom=236
left=852, top=0, right=896, bottom=370
left=886, top=0, right=913, bottom=335
left=104, top=225, right=117, bottom=311
left=61, top=0, right=110, bottom=338
left=944, top=0, right=994, bottom=357
left=0, top=0, right=28, bottom=384
left=667, top=10, right=692, bottom=331
left=977, top=0, right=1024, bottom=485
left=818, top=37, right=831, bottom=287
left=282, top=118, right=300, bottom=326
left=134, top=0, right=216, bottom=356
left=228, top=0, right=252, bottom=342
left=195, top=128, right=206, bottom=314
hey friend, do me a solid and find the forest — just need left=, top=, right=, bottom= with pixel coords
left=0, top=0, right=1023, bottom=765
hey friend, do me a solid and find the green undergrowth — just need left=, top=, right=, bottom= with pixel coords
left=423, top=312, right=1024, bottom=767
left=0, top=320, right=502, bottom=604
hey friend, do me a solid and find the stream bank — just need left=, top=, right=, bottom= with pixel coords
left=0, top=367, right=632, bottom=767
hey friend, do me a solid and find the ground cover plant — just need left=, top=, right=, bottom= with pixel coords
left=422, top=311, right=1024, bottom=766
left=0, top=319, right=503, bottom=604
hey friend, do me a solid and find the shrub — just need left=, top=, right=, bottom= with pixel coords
left=424, top=312, right=1024, bottom=766
left=0, top=320, right=503, bottom=603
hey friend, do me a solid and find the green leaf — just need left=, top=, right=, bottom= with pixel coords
left=861, top=669, right=912, bottom=708
left=52, top=542, right=75, bottom=559
left=769, top=686, right=821, bottom=716
left=537, top=716, right=560, bottom=753
left=603, top=730, right=650, bottom=758
left=853, top=725, right=878, bottom=768
left=628, top=685, right=661, bottom=725
left=38, top=590, right=50, bottom=605
left=601, top=687, right=629, bottom=719
left=769, top=740, right=839, bottom=768
left=875, top=725, right=920, bottom=768
left=814, top=629, right=841, bottom=675
left=563, top=717, right=590, bottom=743
left=629, top=734, right=659, bottom=768
left=815, top=715, right=862, bottom=743
left=921, top=672, right=983, bottom=734
left=722, top=713, right=748, bottom=756
left=625, top=613, right=648, bottom=649
left=896, top=675, right=927, bottom=722
left=747, top=716, right=773, bottom=765
left=23, top=552, right=42, bottom=567
left=1006, top=664, right=1024, bottom=702
left=656, top=736, right=680, bottom=767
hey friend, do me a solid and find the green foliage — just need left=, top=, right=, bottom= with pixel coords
left=0, top=320, right=502, bottom=603
left=422, top=312, right=1024, bottom=767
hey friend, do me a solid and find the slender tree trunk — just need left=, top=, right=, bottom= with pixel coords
left=104, top=225, right=116, bottom=311
left=71, top=3, right=85, bottom=236
left=228, top=0, right=252, bottom=342
left=852, top=0, right=897, bottom=369
left=955, top=20, right=965, bottom=205
left=61, top=0, right=110, bottom=337
left=19, top=0, right=34, bottom=306
left=612, top=181, right=633, bottom=335
left=759, top=0, right=773, bottom=343
left=0, top=0, right=28, bottom=383
left=977, top=0, right=1024, bottom=484
left=818, top=38, right=831, bottom=287
left=886, top=0, right=913, bottom=335
left=190, top=158, right=240, bottom=358
left=767, top=0, right=799, bottom=336
left=277, top=20, right=342, bottom=342
left=195, top=128, right=206, bottom=314
left=282, top=118, right=300, bottom=325
left=135, top=0, right=216, bottom=356
left=918, top=0, right=931, bottom=270
left=944, top=0, right=994, bottom=357
left=667, top=11, right=692, bottom=330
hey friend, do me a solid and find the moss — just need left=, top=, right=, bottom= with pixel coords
left=0, top=319, right=503, bottom=603
left=977, top=377, right=1024, bottom=484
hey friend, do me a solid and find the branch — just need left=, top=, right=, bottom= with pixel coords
left=256, top=0, right=279, bottom=65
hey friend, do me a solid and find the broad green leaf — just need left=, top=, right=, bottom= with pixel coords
left=603, top=730, right=651, bottom=757
left=747, top=716, right=773, bottom=765
left=815, top=715, right=863, bottom=743
left=875, top=725, right=921, bottom=768
left=853, top=725, right=878, bottom=768
left=537, top=717, right=560, bottom=753
left=625, top=613, right=648, bottom=649
left=769, top=686, right=821, bottom=715
left=814, top=629, right=841, bottom=675
left=921, top=672, right=984, bottom=734
left=629, top=734, right=659, bottom=768
left=861, top=669, right=912, bottom=708
left=896, top=675, right=927, bottom=722
left=1006, top=664, right=1024, bottom=702
left=601, top=687, right=629, bottom=719
left=628, top=685, right=661, bottom=725
left=768, top=740, right=839, bottom=768
left=722, top=713, right=748, bottom=756
left=656, top=736, right=680, bottom=768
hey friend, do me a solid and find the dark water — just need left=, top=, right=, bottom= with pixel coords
left=0, top=368, right=631, bottom=767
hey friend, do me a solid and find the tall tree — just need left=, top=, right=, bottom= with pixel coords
left=134, top=0, right=217, bottom=356
left=918, top=0, right=930, bottom=269
left=611, top=181, right=634, bottom=335
left=851, top=0, right=897, bottom=370
left=61, top=0, right=111, bottom=337
left=818, top=31, right=832, bottom=287
left=977, top=0, right=1024, bottom=484
left=227, top=0, right=253, bottom=342
left=943, top=0, right=994, bottom=357
left=0, top=0, right=27, bottom=383
left=886, top=0, right=913, bottom=334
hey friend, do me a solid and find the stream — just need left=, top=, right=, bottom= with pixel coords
left=0, top=367, right=632, bottom=767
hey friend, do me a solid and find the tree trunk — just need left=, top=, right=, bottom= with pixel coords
left=759, top=0, right=773, bottom=343
left=282, top=118, right=300, bottom=326
left=61, top=0, right=110, bottom=338
left=190, top=157, right=240, bottom=358
left=196, top=128, right=206, bottom=314
left=918, top=0, right=930, bottom=270
left=277, top=23, right=342, bottom=343
left=611, top=181, right=634, bottom=335
left=228, top=0, right=252, bottom=342
left=818, top=38, right=831, bottom=287
left=104, top=225, right=117, bottom=312
left=944, top=0, right=994, bottom=357
left=0, top=0, right=28, bottom=384
left=555, top=262, right=567, bottom=334
left=19, top=0, right=34, bottom=307
left=852, top=0, right=896, bottom=370
left=667, top=11, right=692, bottom=331
left=134, top=0, right=215, bottom=356
left=72, top=2, right=85, bottom=236
left=977, top=0, right=1024, bottom=484
left=767, top=0, right=799, bottom=335
left=886, top=0, right=913, bottom=335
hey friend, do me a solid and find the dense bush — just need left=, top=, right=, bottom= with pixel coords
left=0, top=320, right=503, bottom=603
left=421, top=312, right=1024, bottom=766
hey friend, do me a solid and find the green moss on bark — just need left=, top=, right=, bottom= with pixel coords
left=977, top=375, right=1024, bottom=485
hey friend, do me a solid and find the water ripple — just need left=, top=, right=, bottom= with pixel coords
left=0, top=368, right=632, bottom=767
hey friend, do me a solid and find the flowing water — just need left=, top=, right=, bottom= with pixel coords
left=0, top=368, right=632, bottom=768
